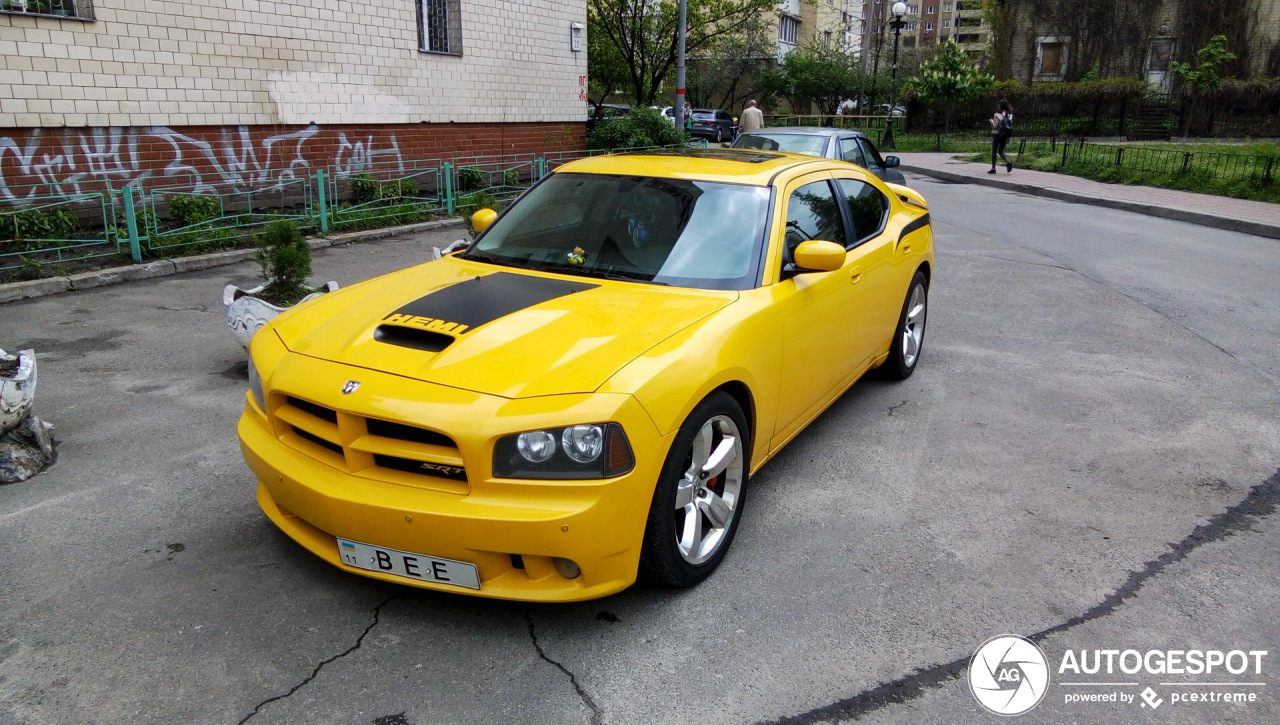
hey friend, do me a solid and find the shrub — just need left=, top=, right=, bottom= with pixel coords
left=351, top=172, right=381, bottom=204
left=458, top=167, right=484, bottom=192
left=254, top=220, right=313, bottom=306
left=503, top=168, right=521, bottom=187
left=587, top=106, right=688, bottom=150
left=14, top=205, right=76, bottom=241
left=167, top=194, right=222, bottom=226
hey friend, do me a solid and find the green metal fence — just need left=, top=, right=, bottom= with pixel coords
left=0, top=144, right=700, bottom=280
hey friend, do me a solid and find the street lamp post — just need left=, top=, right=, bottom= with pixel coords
left=674, top=0, right=688, bottom=133
left=883, top=1, right=908, bottom=150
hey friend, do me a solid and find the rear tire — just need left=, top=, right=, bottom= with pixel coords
left=639, top=392, right=750, bottom=587
left=881, top=271, right=928, bottom=380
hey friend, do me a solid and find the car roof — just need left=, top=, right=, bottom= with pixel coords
left=555, top=148, right=847, bottom=186
left=739, top=127, right=867, bottom=139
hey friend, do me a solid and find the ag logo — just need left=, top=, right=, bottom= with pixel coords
left=341, top=380, right=361, bottom=395
left=968, top=635, right=1049, bottom=716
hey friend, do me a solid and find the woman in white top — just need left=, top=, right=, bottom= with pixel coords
left=990, top=99, right=1014, bottom=174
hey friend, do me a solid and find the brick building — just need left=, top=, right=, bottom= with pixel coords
left=0, top=0, right=587, bottom=196
left=859, top=1, right=992, bottom=63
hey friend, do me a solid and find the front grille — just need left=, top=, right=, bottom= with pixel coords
left=272, top=394, right=468, bottom=493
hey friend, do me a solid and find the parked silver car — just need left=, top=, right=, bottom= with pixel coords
left=730, top=127, right=906, bottom=184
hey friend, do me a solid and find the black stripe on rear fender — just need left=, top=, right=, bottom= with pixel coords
left=899, top=213, right=931, bottom=243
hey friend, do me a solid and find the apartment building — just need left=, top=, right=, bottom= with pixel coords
left=0, top=0, right=587, bottom=194
left=859, top=1, right=991, bottom=63
left=776, top=0, right=861, bottom=58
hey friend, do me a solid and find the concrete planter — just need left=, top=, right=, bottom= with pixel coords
left=0, top=348, right=36, bottom=435
left=223, top=282, right=339, bottom=349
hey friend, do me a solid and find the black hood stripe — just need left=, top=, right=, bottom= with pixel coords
left=385, top=272, right=599, bottom=334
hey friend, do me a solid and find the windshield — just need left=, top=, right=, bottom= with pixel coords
left=460, top=173, right=770, bottom=290
left=733, top=132, right=828, bottom=157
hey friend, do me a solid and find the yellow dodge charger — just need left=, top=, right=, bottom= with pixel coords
left=238, top=149, right=933, bottom=602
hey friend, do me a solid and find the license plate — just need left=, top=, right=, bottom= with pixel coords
left=336, top=538, right=481, bottom=589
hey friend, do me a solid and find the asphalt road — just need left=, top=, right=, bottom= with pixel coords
left=1, top=177, right=1277, bottom=725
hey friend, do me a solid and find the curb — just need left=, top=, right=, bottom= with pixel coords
left=900, top=165, right=1280, bottom=241
left=0, top=217, right=465, bottom=305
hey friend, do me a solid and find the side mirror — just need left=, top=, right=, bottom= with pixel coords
left=793, top=240, right=846, bottom=273
left=471, top=208, right=498, bottom=233
left=885, top=156, right=901, bottom=168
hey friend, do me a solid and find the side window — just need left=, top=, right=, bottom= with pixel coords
left=835, top=178, right=889, bottom=246
left=839, top=138, right=867, bottom=166
left=858, top=139, right=886, bottom=169
left=784, top=180, right=847, bottom=260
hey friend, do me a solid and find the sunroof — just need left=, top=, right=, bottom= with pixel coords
left=617, top=148, right=786, bottom=164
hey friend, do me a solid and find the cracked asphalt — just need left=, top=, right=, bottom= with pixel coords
left=1, top=176, right=1277, bottom=724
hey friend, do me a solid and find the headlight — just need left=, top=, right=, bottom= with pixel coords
left=247, top=356, right=266, bottom=412
left=494, top=423, right=634, bottom=479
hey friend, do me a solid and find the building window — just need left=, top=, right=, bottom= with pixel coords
left=924, top=21, right=933, bottom=30
left=944, top=2, right=952, bottom=10
left=779, top=14, right=799, bottom=45
left=823, top=30, right=832, bottom=48
left=927, top=4, right=936, bottom=13
left=0, top=0, right=93, bottom=20
left=942, top=19, right=950, bottom=28
left=907, top=4, right=918, bottom=12
left=1035, top=36, right=1068, bottom=80
left=418, top=0, right=462, bottom=55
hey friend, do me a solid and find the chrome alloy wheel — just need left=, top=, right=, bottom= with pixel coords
left=901, top=284, right=927, bottom=368
left=673, top=415, right=744, bottom=565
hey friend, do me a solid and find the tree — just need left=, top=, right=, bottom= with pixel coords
left=587, top=20, right=631, bottom=110
left=906, top=40, right=994, bottom=132
left=588, top=0, right=781, bottom=106
left=686, top=14, right=774, bottom=111
left=1171, top=34, right=1236, bottom=136
left=762, top=42, right=865, bottom=117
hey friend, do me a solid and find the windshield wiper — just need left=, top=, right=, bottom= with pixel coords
left=457, top=250, right=522, bottom=269
left=536, top=263, right=669, bottom=286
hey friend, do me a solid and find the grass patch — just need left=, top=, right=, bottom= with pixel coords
left=955, top=143, right=1280, bottom=203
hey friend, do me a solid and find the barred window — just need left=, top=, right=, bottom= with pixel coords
left=0, top=0, right=93, bottom=20
left=418, top=0, right=462, bottom=56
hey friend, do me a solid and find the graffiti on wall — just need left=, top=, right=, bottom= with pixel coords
left=0, top=125, right=406, bottom=201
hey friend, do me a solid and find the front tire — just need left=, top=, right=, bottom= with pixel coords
left=881, top=271, right=928, bottom=380
left=639, top=392, right=750, bottom=587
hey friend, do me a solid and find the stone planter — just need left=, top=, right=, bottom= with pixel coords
left=0, top=348, right=36, bottom=435
left=223, top=281, right=339, bottom=349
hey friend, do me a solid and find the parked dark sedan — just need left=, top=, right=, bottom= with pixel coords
left=730, top=127, right=906, bottom=184
left=687, top=109, right=738, bottom=143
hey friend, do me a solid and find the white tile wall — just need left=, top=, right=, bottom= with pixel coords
left=0, top=0, right=588, bottom=127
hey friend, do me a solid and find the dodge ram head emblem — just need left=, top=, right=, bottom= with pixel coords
left=341, top=381, right=361, bottom=395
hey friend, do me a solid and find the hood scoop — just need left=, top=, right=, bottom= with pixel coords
left=374, top=325, right=455, bottom=352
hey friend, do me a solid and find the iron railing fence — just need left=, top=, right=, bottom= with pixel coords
left=0, top=143, right=699, bottom=279
left=1014, top=138, right=1278, bottom=183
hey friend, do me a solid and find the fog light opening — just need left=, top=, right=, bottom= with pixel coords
left=553, top=557, right=581, bottom=579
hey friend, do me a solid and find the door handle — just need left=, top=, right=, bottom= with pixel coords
left=849, top=265, right=863, bottom=285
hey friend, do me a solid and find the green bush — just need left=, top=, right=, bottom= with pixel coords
left=587, top=106, right=688, bottom=151
left=458, top=167, right=484, bottom=192
left=503, top=168, right=521, bottom=187
left=351, top=172, right=381, bottom=204
left=167, top=194, right=222, bottom=226
left=254, top=220, right=313, bottom=306
left=13, top=205, right=76, bottom=241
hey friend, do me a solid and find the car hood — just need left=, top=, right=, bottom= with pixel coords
left=273, top=256, right=737, bottom=398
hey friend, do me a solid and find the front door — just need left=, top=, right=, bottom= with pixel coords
left=1146, top=38, right=1175, bottom=93
left=772, top=174, right=869, bottom=445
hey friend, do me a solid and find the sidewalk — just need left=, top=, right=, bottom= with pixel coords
left=895, top=152, right=1280, bottom=240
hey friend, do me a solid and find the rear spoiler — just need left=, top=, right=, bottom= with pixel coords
left=886, top=182, right=928, bottom=211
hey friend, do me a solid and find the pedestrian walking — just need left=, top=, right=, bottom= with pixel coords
left=989, top=99, right=1014, bottom=174
left=740, top=100, right=764, bottom=134
left=684, top=102, right=693, bottom=132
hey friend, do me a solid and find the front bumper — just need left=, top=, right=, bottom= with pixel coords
left=239, top=350, right=671, bottom=602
